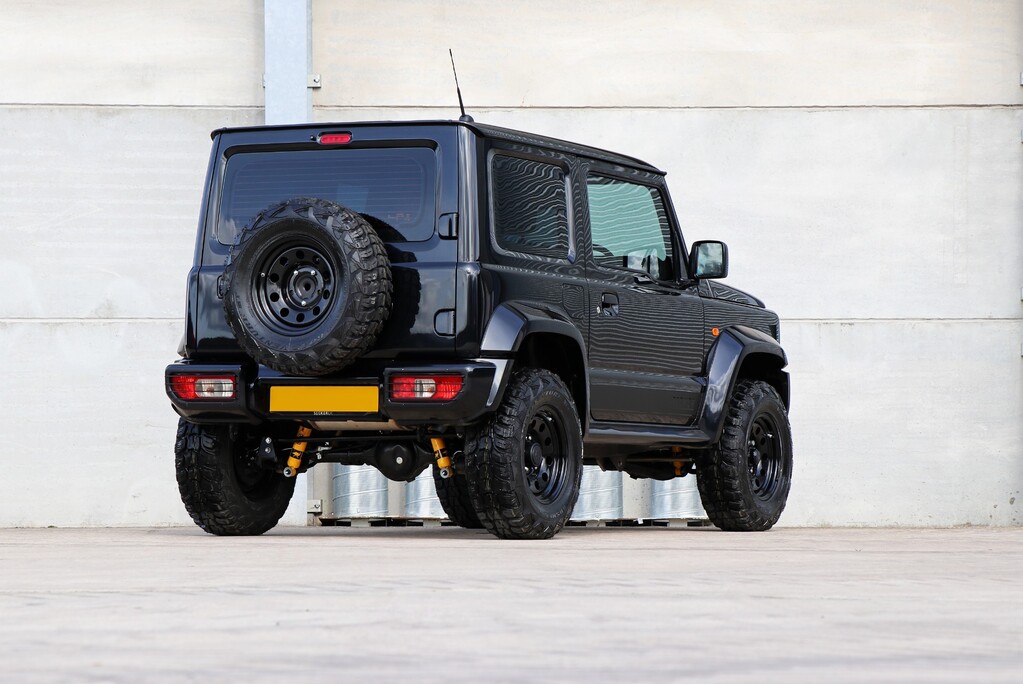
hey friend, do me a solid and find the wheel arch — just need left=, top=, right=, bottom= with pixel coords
left=480, top=303, right=589, bottom=430
left=699, top=325, right=789, bottom=442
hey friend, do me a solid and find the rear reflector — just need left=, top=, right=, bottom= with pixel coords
left=318, top=132, right=352, bottom=145
left=390, top=375, right=463, bottom=401
left=170, top=375, right=236, bottom=401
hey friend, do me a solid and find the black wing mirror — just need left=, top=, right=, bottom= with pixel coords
left=689, top=240, right=729, bottom=279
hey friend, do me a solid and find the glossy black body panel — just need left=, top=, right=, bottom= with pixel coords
left=169, top=118, right=789, bottom=466
left=188, top=124, right=462, bottom=362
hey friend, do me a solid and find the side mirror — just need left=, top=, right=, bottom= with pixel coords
left=689, top=240, right=729, bottom=279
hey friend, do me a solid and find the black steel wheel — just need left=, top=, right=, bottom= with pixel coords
left=748, top=414, right=784, bottom=500
left=251, top=241, right=338, bottom=334
left=463, top=368, right=583, bottom=540
left=696, top=379, right=793, bottom=531
left=174, top=419, right=296, bottom=536
left=222, top=197, right=391, bottom=377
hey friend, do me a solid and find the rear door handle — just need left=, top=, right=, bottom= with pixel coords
left=600, top=292, right=620, bottom=316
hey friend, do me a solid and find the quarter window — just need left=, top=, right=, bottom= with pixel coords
left=491, top=154, right=570, bottom=260
left=586, top=175, right=674, bottom=281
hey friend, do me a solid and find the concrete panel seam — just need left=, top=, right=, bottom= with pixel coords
left=313, top=104, right=1023, bottom=112
left=0, top=318, right=183, bottom=323
left=783, top=317, right=1023, bottom=323
left=0, top=103, right=264, bottom=111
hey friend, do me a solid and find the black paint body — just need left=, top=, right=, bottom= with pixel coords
left=167, top=120, right=788, bottom=467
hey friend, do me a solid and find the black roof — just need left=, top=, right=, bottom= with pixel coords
left=211, top=119, right=664, bottom=175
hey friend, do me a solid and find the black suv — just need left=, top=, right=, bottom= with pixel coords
left=166, top=120, right=792, bottom=540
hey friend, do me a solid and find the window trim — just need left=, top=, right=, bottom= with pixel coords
left=584, top=170, right=680, bottom=283
left=486, top=148, right=576, bottom=264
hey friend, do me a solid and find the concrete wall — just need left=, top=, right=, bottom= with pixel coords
left=0, top=0, right=1020, bottom=526
left=0, top=1, right=265, bottom=526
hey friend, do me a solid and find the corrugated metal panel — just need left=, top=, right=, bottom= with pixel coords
left=325, top=464, right=706, bottom=522
left=404, top=469, right=445, bottom=518
left=331, top=464, right=388, bottom=517
left=649, top=476, right=705, bottom=519
left=571, top=467, right=623, bottom=520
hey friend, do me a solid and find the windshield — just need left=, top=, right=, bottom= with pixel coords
left=217, top=146, right=438, bottom=244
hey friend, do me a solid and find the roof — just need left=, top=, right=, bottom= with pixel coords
left=210, top=119, right=664, bottom=175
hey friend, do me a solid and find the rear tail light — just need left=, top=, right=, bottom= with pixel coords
left=390, top=375, right=463, bottom=401
left=169, top=375, right=236, bottom=401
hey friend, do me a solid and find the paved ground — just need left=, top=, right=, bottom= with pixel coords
left=0, top=526, right=1020, bottom=683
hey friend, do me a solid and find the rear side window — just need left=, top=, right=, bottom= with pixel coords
left=490, top=154, right=570, bottom=260
left=586, top=175, right=674, bottom=281
left=218, top=147, right=437, bottom=244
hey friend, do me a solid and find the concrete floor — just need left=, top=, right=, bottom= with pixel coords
left=0, top=526, right=1020, bottom=683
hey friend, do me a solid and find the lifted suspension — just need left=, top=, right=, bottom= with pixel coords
left=430, top=436, right=453, bottom=479
left=283, top=426, right=313, bottom=478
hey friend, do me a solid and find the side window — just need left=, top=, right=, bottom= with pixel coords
left=586, top=175, right=674, bottom=281
left=491, top=154, right=570, bottom=260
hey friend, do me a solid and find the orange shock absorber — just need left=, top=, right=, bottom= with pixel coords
left=284, top=426, right=313, bottom=478
left=672, top=446, right=685, bottom=477
left=431, top=437, right=453, bottom=479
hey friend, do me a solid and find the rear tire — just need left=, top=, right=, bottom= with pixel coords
left=463, top=369, right=583, bottom=540
left=696, top=380, right=793, bottom=531
left=432, top=467, right=483, bottom=529
left=174, top=419, right=296, bottom=536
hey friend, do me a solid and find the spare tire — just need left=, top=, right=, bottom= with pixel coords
left=223, top=197, right=392, bottom=376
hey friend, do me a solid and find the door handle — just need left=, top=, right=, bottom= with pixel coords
left=600, top=292, right=620, bottom=316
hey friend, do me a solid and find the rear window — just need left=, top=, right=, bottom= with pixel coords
left=490, top=154, right=570, bottom=260
left=217, top=147, right=437, bottom=244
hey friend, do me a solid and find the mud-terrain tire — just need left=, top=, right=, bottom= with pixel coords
left=432, top=467, right=483, bottom=529
left=175, top=419, right=296, bottom=536
left=463, top=369, right=583, bottom=540
left=223, top=197, right=391, bottom=376
left=696, top=380, right=793, bottom=531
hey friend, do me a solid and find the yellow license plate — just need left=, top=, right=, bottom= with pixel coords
left=269, top=386, right=379, bottom=413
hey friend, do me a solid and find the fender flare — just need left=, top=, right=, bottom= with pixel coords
left=481, top=302, right=587, bottom=356
left=699, top=325, right=789, bottom=441
left=479, top=302, right=589, bottom=415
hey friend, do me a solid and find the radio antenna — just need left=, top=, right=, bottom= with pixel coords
left=448, top=49, right=474, bottom=123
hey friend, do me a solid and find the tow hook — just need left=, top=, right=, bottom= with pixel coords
left=284, top=426, right=313, bottom=478
left=430, top=437, right=453, bottom=479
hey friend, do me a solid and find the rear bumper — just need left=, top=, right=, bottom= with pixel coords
left=165, top=359, right=509, bottom=426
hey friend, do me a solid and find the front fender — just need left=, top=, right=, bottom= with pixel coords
left=699, top=326, right=789, bottom=442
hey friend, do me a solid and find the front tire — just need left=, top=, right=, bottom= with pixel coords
left=464, top=369, right=583, bottom=540
left=696, top=380, right=793, bottom=531
left=174, top=419, right=296, bottom=536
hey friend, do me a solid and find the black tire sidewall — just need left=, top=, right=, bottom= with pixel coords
left=735, top=389, right=792, bottom=522
left=465, top=369, right=584, bottom=539
left=513, top=385, right=583, bottom=523
left=221, top=197, right=392, bottom=376
left=697, top=380, right=793, bottom=531
left=175, top=420, right=296, bottom=536
left=225, top=220, right=354, bottom=352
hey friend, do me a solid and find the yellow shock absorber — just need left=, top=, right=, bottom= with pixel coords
left=672, top=446, right=685, bottom=477
left=284, top=426, right=313, bottom=478
left=431, top=437, right=453, bottom=479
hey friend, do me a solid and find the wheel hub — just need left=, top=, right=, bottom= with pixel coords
left=253, top=242, right=336, bottom=332
left=747, top=415, right=781, bottom=500
left=523, top=410, right=567, bottom=503
left=286, top=266, right=325, bottom=309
